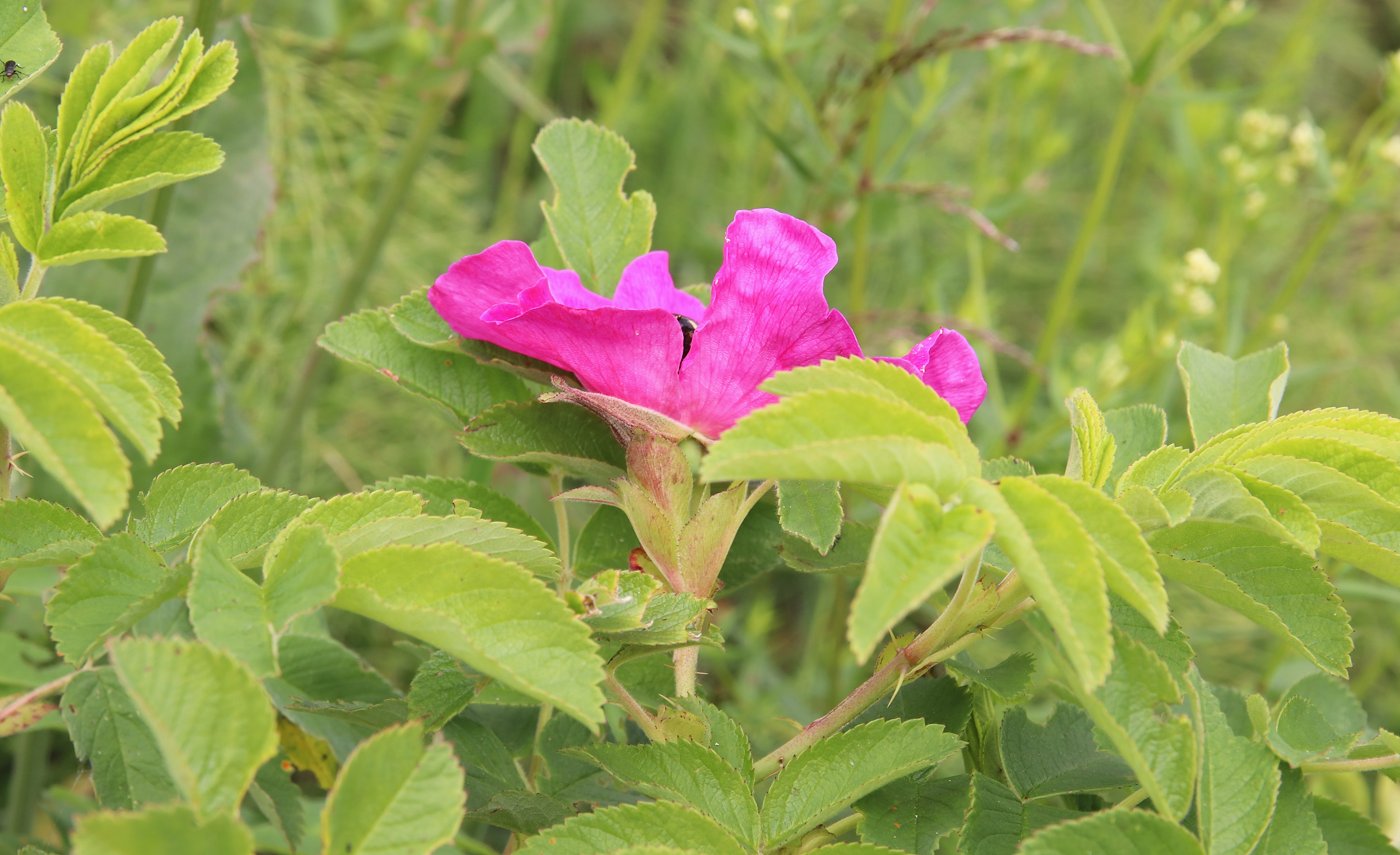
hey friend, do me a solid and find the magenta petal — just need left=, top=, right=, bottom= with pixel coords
left=613, top=252, right=707, bottom=320
left=896, top=328, right=988, bottom=423
left=431, top=241, right=546, bottom=336
left=673, top=209, right=860, bottom=436
left=541, top=267, right=611, bottom=310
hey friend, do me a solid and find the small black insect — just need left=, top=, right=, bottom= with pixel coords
left=675, top=314, right=698, bottom=360
left=0, top=61, right=23, bottom=82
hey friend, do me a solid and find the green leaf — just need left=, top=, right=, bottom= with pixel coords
left=468, top=789, right=572, bottom=834
left=266, top=634, right=397, bottom=760
left=760, top=719, right=961, bottom=849
left=38, top=211, right=167, bottom=266
left=671, top=697, right=754, bottom=784
left=57, top=43, right=112, bottom=173
left=0, top=339, right=129, bottom=528
left=60, top=131, right=224, bottom=216
left=321, top=722, right=465, bottom=855
left=0, top=3, right=61, bottom=109
left=1178, top=341, right=1289, bottom=448
left=1019, top=810, right=1205, bottom=855
left=1065, top=389, right=1115, bottom=489
left=71, top=804, right=253, bottom=855
left=1150, top=520, right=1352, bottom=675
left=387, top=288, right=456, bottom=349
left=249, top=759, right=304, bottom=853
left=854, top=773, right=968, bottom=854
left=0, top=299, right=166, bottom=461
left=334, top=543, right=605, bottom=729
left=1118, top=444, right=1191, bottom=495
left=958, top=773, right=1081, bottom=855
left=570, top=569, right=660, bottom=633
left=1254, top=768, right=1326, bottom=855
left=407, top=651, right=477, bottom=732
left=1103, top=404, right=1169, bottom=488
left=294, top=489, right=422, bottom=534
left=574, top=506, right=635, bottom=577
left=946, top=652, right=1035, bottom=702
left=1312, top=798, right=1397, bottom=855
left=188, top=527, right=274, bottom=676
left=533, top=118, right=655, bottom=296
left=62, top=668, right=177, bottom=809
left=377, top=474, right=553, bottom=545
left=46, top=297, right=181, bottom=424
left=516, top=801, right=747, bottom=855
left=1267, top=673, right=1367, bottom=764
left=1187, top=672, right=1279, bottom=855
left=201, top=489, right=315, bottom=569
left=46, top=534, right=182, bottom=662
left=575, top=741, right=760, bottom=846
left=849, top=486, right=993, bottom=663
left=1176, top=467, right=1319, bottom=551
left=262, top=524, right=338, bottom=630
left=999, top=705, right=1135, bottom=799
left=463, top=400, right=626, bottom=481
left=320, top=307, right=528, bottom=421
left=111, top=637, right=277, bottom=818
left=964, top=477, right=1111, bottom=689
left=0, top=101, right=49, bottom=252
left=130, top=463, right=261, bottom=551
left=777, top=480, right=843, bottom=554
left=0, top=499, right=101, bottom=571
left=0, top=233, right=17, bottom=302
left=334, top=514, right=559, bottom=581
left=782, top=520, right=874, bottom=574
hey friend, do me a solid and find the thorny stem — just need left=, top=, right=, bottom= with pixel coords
left=1, top=669, right=82, bottom=836
left=0, top=670, right=81, bottom=721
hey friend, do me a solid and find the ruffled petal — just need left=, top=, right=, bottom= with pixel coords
left=430, top=240, right=544, bottom=337
left=894, top=328, right=987, bottom=423
left=541, top=267, right=611, bottom=310
left=673, top=209, right=860, bottom=436
left=613, top=252, right=707, bottom=320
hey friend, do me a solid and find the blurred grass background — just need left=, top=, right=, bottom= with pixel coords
left=16, top=0, right=1400, bottom=829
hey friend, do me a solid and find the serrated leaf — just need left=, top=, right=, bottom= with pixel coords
left=201, top=489, right=315, bottom=569
left=533, top=118, right=655, bottom=296
left=849, top=486, right=993, bottom=663
left=60, top=130, right=224, bottom=216
left=781, top=520, right=874, bottom=574
left=1268, top=673, right=1367, bottom=764
left=570, top=569, right=660, bottom=632
left=377, top=474, right=552, bottom=545
left=672, top=697, right=754, bottom=784
left=1151, top=520, right=1352, bottom=675
left=760, top=719, right=961, bottom=848
left=576, top=741, right=760, bottom=846
left=111, top=637, right=277, bottom=818
left=387, top=288, right=456, bottom=349
left=130, top=463, right=261, bottom=551
left=320, top=307, right=528, bottom=421
left=1188, top=672, right=1278, bottom=855
left=0, top=499, right=101, bottom=572
left=62, top=668, right=177, bottom=809
left=188, top=527, right=274, bottom=676
left=1104, top=403, right=1169, bottom=487
left=855, top=773, right=968, bottom=854
left=0, top=101, right=48, bottom=252
left=1313, top=797, right=1397, bottom=854
left=1177, top=467, right=1318, bottom=551
left=334, top=543, right=605, bottom=729
left=1254, top=767, right=1326, bottom=855
left=762, top=357, right=972, bottom=443
left=57, top=43, right=112, bottom=173
left=46, top=534, right=182, bottom=662
left=463, top=399, right=626, bottom=481
left=407, top=651, right=476, bottom=732
left=946, top=652, right=1035, bottom=702
left=0, top=3, right=62, bottom=110
left=0, top=340, right=129, bottom=528
left=46, top=298, right=180, bottom=423
left=1065, top=389, right=1115, bottom=489
left=321, top=722, right=465, bottom=855
left=468, top=789, right=572, bottom=834
left=1178, top=341, right=1289, bottom=448
left=516, top=801, right=747, bottom=855
left=777, top=480, right=843, bottom=553
left=1019, top=809, right=1205, bottom=854
left=71, top=804, right=253, bottom=855
left=249, top=758, right=304, bottom=852
left=38, top=211, right=167, bottom=266
left=294, top=490, right=422, bottom=535
left=262, top=524, right=338, bottom=630
left=333, top=514, right=559, bottom=580
left=999, top=705, right=1135, bottom=799
left=958, top=773, right=1081, bottom=855
left=266, top=635, right=397, bottom=761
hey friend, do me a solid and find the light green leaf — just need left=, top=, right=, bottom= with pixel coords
left=1254, top=768, right=1326, bottom=855
left=57, top=43, right=112, bottom=173
left=334, top=543, right=605, bottom=729
left=570, top=569, right=660, bottom=633
left=534, top=118, right=655, bottom=295
left=946, top=652, right=1035, bottom=702
left=321, top=722, right=465, bottom=855
left=46, top=534, right=182, bottom=662
left=130, top=463, right=261, bottom=551
left=1227, top=468, right=1321, bottom=552
left=47, top=297, right=181, bottom=424
left=295, top=489, right=423, bottom=534
left=407, top=651, right=476, bottom=732
left=333, top=514, right=559, bottom=581
left=111, top=637, right=277, bottom=818
left=1187, top=672, right=1279, bottom=855
left=320, top=307, right=528, bottom=421
left=575, top=741, right=760, bottom=846
left=0, top=499, right=101, bottom=571
left=189, top=527, right=274, bottom=676
left=1065, top=389, right=1115, bottom=489
left=0, top=3, right=61, bottom=109
left=777, top=480, right=843, bottom=554
left=0, top=101, right=48, bottom=252
left=516, top=801, right=747, bottom=855
left=760, top=719, right=960, bottom=849
left=999, top=705, right=1135, bottom=799
left=71, top=804, right=253, bottom=855
left=1103, top=403, right=1169, bottom=488
left=249, top=759, right=304, bottom=853
left=1178, top=341, right=1289, bottom=448
left=1268, top=673, right=1367, bottom=765
left=262, top=524, right=338, bottom=630
left=201, top=489, right=315, bottom=569
left=62, top=668, right=177, bottom=809
left=854, top=773, right=968, bottom=854
left=1151, top=520, right=1352, bottom=675
left=38, top=211, right=167, bottom=266
left=964, top=477, right=1111, bottom=689
left=463, top=400, right=626, bottom=481
left=377, top=474, right=553, bottom=545
left=1118, top=444, right=1191, bottom=495
left=1313, top=797, right=1397, bottom=855
left=60, top=131, right=224, bottom=216
left=0, top=233, right=17, bottom=302
left=1176, top=467, right=1318, bottom=551
left=0, top=299, right=165, bottom=461
left=672, top=697, right=754, bottom=784
left=849, top=486, right=993, bottom=663
left=0, top=335, right=129, bottom=528
left=1019, top=810, right=1205, bottom=855
left=958, top=773, right=1081, bottom=855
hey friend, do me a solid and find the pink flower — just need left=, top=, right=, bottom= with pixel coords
left=429, top=209, right=987, bottom=438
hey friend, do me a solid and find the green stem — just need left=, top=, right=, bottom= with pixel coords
left=605, top=671, right=666, bottom=742
left=3, top=730, right=50, bottom=837
left=1301, top=753, right=1400, bottom=774
left=1117, top=787, right=1150, bottom=809
left=550, top=471, right=573, bottom=594
left=673, top=644, right=699, bottom=698
left=0, top=424, right=10, bottom=502
left=795, top=812, right=860, bottom=852
left=525, top=703, right=554, bottom=792
left=19, top=259, right=45, bottom=300
left=265, top=1, right=479, bottom=480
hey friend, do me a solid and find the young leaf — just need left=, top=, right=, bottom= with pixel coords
left=188, top=527, right=275, bottom=676
left=129, top=463, right=261, bottom=551
left=849, top=485, right=993, bottom=663
left=0, top=3, right=62, bottom=109
left=38, top=211, right=167, bottom=266
left=777, top=479, right=843, bottom=554
left=59, top=130, right=224, bottom=216
left=1187, top=672, right=1279, bottom=855
left=57, top=43, right=112, bottom=173
left=0, top=101, right=49, bottom=252
left=1019, top=810, right=1205, bottom=854
left=574, top=741, right=760, bottom=846
left=0, top=499, right=101, bottom=572
left=1103, top=403, right=1169, bottom=487
left=760, top=719, right=961, bottom=849
left=111, top=637, right=277, bottom=818
left=334, top=543, right=606, bottom=729
left=1178, top=341, right=1289, bottom=447
left=533, top=118, right=656, bottom=295
left=999, top=705, right=1135, bottom=799
left=463, top=399, right=626, bottom=481
left=47, top=297, right=181, bottom=424
left=45, top=534, right=182, bottom=662
left=321, top=722, right=465, bottom=855
left=62, top=668, right=177, bottom=809
left=0, top=233, right=16, bottom=301
left=1065, top=389, right=1115, bottom=489
left=516, top=801, right=747, bottom=855
left=854, top=773, right=968, bottom=854
left=71, top=804, right=253, bottom=855
left=1175, top=467, right=1319, bottom=551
